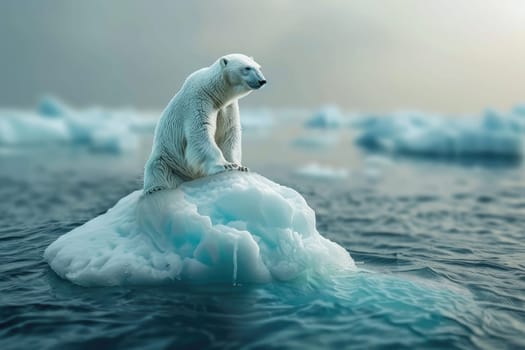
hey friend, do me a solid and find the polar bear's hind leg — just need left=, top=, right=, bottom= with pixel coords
left=143, top=155, right=183, bottom=194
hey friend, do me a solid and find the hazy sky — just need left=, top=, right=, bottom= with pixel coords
left=1, top=0, right=525, bottom=113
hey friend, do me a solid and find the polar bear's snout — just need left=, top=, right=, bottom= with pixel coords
left=246, top=70, right=267, bottom=90
left=250, top=79, right=266, bottom=89
left=249, top=76, right=267, bottom=90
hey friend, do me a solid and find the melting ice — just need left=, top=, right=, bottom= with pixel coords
left=44, top=172, right=355, bottom=286
left=0, top=97, right=156, bottom=153
left=353, top=109, right=525, bottom=159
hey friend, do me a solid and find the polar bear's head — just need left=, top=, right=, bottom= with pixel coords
left=219, top=54, right=266, bottom=94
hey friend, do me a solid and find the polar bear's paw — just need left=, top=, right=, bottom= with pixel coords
left=224, top=163, right=249, bottom=172
left=223, top=163, right=239, bottom=170
left=143, top=186, right=166, bottom=195
left=207, top=162, right=249, bottom=176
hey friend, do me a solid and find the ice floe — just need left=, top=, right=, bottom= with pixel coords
left=354, top=109, right=525, bottom=159
left=0, top=97, right=157, bottom=153
left=295, top=163, right=349, bottom=180
left=44, top=172, right=355, bottom=286
left=305, top=105, right=347, bottom=129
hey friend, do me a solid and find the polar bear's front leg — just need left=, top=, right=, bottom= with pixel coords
left=218, top=124, right=248, bottom=172
left=185, top=113, right=238, bottom=176
left=217, top=102, right=248, bottom=172
left=218, top=103, right=241, bottom=162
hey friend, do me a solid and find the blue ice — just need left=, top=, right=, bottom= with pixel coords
left=0, top=97, right=156, bottom=153
left=44, top=172, right=355, bottom=286
left=354, top=109, right=525, bottom=159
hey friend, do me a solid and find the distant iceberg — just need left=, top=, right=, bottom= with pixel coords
left=305, top=105, right=347, bottom=129
left=0, top=97, right=157, bottom=153
left=240, top=109, right=274, bottom=130
left=354, top=109, right=525, bottom=159
left=0, top=111, right=72, bottom=145
left=295, top=163, right=349, bottom=180
left=44, top=172, right=355, bottom=286
left=292, top=133, right=340, bottom=149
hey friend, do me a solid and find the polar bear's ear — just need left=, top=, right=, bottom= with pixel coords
left=220, top=58, right=228, bottom=68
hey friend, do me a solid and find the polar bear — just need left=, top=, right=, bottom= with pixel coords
left=143, top=54, right=266, bottom=194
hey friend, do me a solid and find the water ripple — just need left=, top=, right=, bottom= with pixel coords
left=0, top=151, right=524, bottom=349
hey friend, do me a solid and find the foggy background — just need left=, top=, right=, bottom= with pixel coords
left=1, top=0, right=525, bottom=113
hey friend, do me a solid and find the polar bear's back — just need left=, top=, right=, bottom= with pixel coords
left=148, top=66, right=217, bottom=181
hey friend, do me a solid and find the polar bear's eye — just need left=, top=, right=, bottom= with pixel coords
left=243, top=67, right=252, bottom=72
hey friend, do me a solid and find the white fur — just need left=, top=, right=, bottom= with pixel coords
left=143, top=54, right=266, bottom=194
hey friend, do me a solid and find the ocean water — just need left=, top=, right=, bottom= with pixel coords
left=1, top=122, right=525, bottom=349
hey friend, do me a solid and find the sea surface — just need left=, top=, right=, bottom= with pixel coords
left=1, top=118, right=524, bottom=350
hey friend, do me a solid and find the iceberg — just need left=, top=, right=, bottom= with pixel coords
left=0, top=111, right=72, bottom=145
left=0, top=97, right=157, bottom=153
left=44, top=172, right=355, bottom=287
left=295, top=163, right=349, bottom=180
left=305, top=105, right=347, bottom=129
left=240, top=109, right=274, bottom=130
left=354, top=110, right=525, bottom=159
left=292, top=133, right=340, bottom=149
